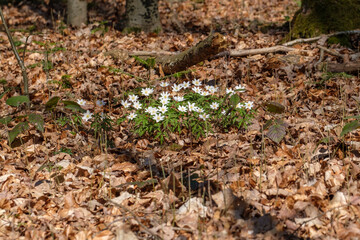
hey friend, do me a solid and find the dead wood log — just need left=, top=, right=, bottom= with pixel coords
left=320, top=62, right=360, bottom=73
left=156, top=32, right=227, bottom=74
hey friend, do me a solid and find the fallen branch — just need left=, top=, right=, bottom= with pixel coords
left=228, top=45, right=300, bottom=57
left=127, top=46, right=301, bottom=61
left=105, top=33, right=226, bottom=75
left=156, top=32, right=227, bottom=74
left=283, top=29, right=360, bottom=46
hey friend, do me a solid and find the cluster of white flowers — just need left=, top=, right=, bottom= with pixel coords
left=160, top=81, right=170, bottom=87
left=205, top=85, right=218, bottom=94
left=146, top=106, right=158, bottom=115
left=235, top=84, right=246, bottom=92
left=199, top=113, right=209, bottom=120
left=192, top=79, right=202, bottom=86
left=77, top=99, right=86, bottom=106
left=178, top=105, right=187, bottom=112
left=174, top=96, right=184, bottom=102
left=226, top=88, right=235, bottom=96
left=210, top=102, right=219, bottom=110
left=172, top=84, right=182, bottom=92
left=121, top=100, right=131, bottom=108
left=141, top=88, right=154, bottom=96
left=122, top=79, right=252, bottom=123
left=127, top=112, right=137, bottom=120
left=128, top=94, right=139, bottom=102
left=153, top=114, right=164, bottom=122
left=96, top=100, right=106, bottom=107
left=76, top=98, right=107, bottom=122
left=82, top=110, right=93, bottom=122
left=237, top=101, right=254, bottom=110
left=192, top=86, right=202, bottom=94
left=121, top=94, right=143, bottom=110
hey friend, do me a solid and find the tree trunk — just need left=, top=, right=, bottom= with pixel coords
left=67, top=0, right=87, bottom=27
left=291, top=0, right=360, bottom=38
left=124, top=0, right=161, bottom=33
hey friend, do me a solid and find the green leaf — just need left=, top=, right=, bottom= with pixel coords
left=62, top=100, right=85, bottom=113
left=266, top=119, right=288, bottom=144
left=28, top=113, right=44, bottom=132
left=6, top=95, right=30, bottom=107
left=146, top=57, right=156, bottom=68
left=0, top=116, right=12, bottom=125
left=134, top=56, right=149, bottom=68
left=0, top=79, right=7, bottom=85
left=266, top=102, right=285, bottom=114
left=340, top=120, right=360, bottom=137
left=33, top=40, right=46, bottom=46
left=230, top=94, right=240, bottom=107
left=166, top=70, right=191, bottom=79
left=45, top=96, right=60, bottom=110
left=9, top=122, right=29, bottom=144
left=344, top=115, right=360, bottom=120
left=14, top=40, right=23, bottom=47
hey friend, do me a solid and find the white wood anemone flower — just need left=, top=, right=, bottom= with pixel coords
left=82, top=110, right=93, bottom=122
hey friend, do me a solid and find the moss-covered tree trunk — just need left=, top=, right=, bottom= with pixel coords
left=124, top=0, right=161, bottom=33
left=67, top=0, right=87, bottom=27
left=291, top=0, right=360, bottom=38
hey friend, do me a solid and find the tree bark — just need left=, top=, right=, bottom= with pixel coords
left=124, top=0, right=161, bottom=33
left=291, top=0, right=360, bottom=38
left=67, top=0, right=87, bottom=27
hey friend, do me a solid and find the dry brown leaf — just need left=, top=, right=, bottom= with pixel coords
left=111, top=162, right=138, bottom=172
left=93, top=230, right=114, bottom=240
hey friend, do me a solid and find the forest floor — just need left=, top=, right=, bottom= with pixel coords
left=1, top=0, right=360, bottom=239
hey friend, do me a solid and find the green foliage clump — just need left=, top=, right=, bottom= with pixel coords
left=118, top=81, right=256, bottom=144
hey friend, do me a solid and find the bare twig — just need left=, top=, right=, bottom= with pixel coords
left=315, top=48, right=325, bottom=67
left=317, top=46, right=344, bottom=59
left=283, top=36, right=323, bottom=46
left=0, top=6, right=29, bottom=98
left=22, top=35, right=31, bottom=62
left=228, top=45, right=300, bottom=57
